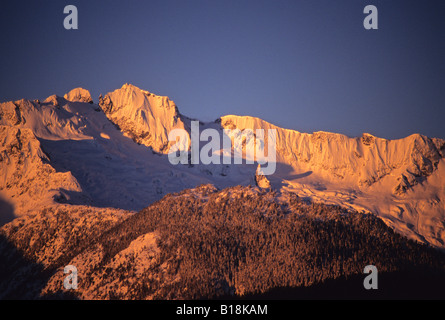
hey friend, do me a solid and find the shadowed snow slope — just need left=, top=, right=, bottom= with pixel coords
left=0, top=83, right=444, bottom=248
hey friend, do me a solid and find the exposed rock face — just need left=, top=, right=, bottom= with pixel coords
left=255, top=164, right=271, bottom=189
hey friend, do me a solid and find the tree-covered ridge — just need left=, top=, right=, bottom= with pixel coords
left=86, top=184, right=445, bottom=299
left=1, top=185, right=445, bottom=299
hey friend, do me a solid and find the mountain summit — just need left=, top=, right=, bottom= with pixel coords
left=98, top=83, right=185, bottom=153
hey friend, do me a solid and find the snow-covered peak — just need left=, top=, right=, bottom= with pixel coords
left=98, top=83, right=184, bottom=152
left=64, top=87, right=93, bottom=103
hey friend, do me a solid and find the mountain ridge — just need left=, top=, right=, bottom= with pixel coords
left=0, top=83, right=444, bottom=249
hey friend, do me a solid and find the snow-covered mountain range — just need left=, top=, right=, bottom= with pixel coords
left=1, top=83, right=444, bottom=248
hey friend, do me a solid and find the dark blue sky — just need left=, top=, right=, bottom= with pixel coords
left=1, top=0, right=444, bottom=139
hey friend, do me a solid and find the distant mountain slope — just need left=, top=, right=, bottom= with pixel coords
left=0, top=83, right=444, bottom=249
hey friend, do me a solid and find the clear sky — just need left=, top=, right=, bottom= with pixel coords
left=0, top=0, right=444, bottom=139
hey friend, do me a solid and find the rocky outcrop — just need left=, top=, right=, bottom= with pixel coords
left=64, top=88, right=93, bottom=104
